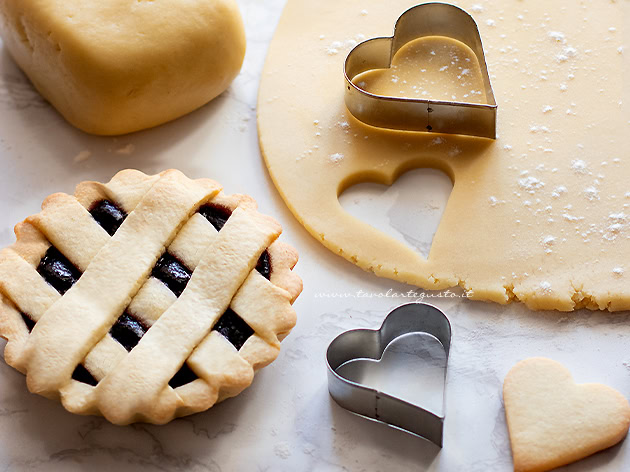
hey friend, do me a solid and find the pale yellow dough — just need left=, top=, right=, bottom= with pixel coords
left=0, top=0, right=246, bottom=135
left=503, top=358, right=630, bottom=472
left=258, top=0, right=630, bottom=311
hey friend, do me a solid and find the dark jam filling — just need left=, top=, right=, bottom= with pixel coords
left=152, top=253, right=192, bottom=297
left=72, top=364, right=98, bottom=386
left=36, top=247, right=82, bottom=295
left=166, top=310, right=255, bottom=388
left=89, top=200, right=127, bottom=236
left=24, top=199, right=266, bottom=389
left=199, top=203, right=232, bottom=231
left=256, top=250, right=271, bottom=280
left=20, top=313, right=35, bottom=332
left=198, top=204, right=272, bottom=279
left=168, top=363, right=198, bottom=389
left=109, top=312, right=148, bottom=352
left=212, top=308, right=254, bottom=351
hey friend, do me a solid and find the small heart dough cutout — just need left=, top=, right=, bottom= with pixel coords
left=503, top=357, right=630, bottom=472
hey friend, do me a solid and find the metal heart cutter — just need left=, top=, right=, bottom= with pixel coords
left=344, top=2, right=497, bottom=139
left=326, top=303, right=452, bottom=446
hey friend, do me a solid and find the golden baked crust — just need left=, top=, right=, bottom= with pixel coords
left=0, top=169, right=301, bottom=424
left=504, top=358, right=630, bottom=472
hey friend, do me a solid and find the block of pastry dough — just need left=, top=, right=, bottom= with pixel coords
left=0, top=0, right=246, bottom=135
left=503, top=357, right=630, bottom=472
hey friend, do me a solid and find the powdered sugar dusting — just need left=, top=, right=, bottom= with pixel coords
left=541, top=235, right=556, bottom=254
left=603, top=213, right=627, bottom=241
left=583, top=186, right=600, bottom=201
left=551, top=186, right=567, bottom=198
left=529, top=125, right=550, bottom=133
left=518, top=176, right=544, bottom=193
left=325, top=34, right=366, bottom=55
left=548, top=31, right=566, bottom=43
left=329, top=153, right=344, bottom=163
left=556, top=46, right=578, bottom=63
left=571, top=159, right=589, bottom=174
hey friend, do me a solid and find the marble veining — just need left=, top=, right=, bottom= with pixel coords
left=339, top=168, right=453, bottom=259
left=1, top=0, right=630, bottom=471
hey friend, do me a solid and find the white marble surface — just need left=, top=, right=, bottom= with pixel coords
left=1, top=1, right=630, bottom=470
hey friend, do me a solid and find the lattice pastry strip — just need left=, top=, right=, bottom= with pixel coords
left=0, top=170, right=301, bottom=424
left=66, top=193, right=297, bottom=420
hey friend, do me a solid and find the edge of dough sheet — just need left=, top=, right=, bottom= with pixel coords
left=258, top=0, right=630, bottom=312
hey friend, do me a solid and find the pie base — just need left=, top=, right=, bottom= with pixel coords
left=0, top=170, right=301, bottom=424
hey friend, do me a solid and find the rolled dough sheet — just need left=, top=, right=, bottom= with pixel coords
left=258, top=0, right=630, bottom=311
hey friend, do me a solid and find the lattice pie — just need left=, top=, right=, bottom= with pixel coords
left=0, top=169, right=301, bottom=424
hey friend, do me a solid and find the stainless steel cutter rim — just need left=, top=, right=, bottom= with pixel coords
left=343, top=2, right=497, bottom=138
left=330, top=331, right=446, bottom=399
left=346, top=74, right=496, bottom=109
left=328, top=332, right=447, bottom=436
left=334, top=330, right=444, bottom=369
left=326, top=302, right=452, bottom=446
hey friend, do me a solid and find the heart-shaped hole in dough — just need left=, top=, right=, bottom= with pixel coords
left=354, top=36, right=489, bottom=105
left=336, top=331, right=447, bottom=416
left=339, top=168, right=453, bottom=259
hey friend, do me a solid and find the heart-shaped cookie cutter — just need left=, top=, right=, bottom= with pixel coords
left=326, top=303, right=451, bottom=446
left=344, top=2, right=497, bottom=139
